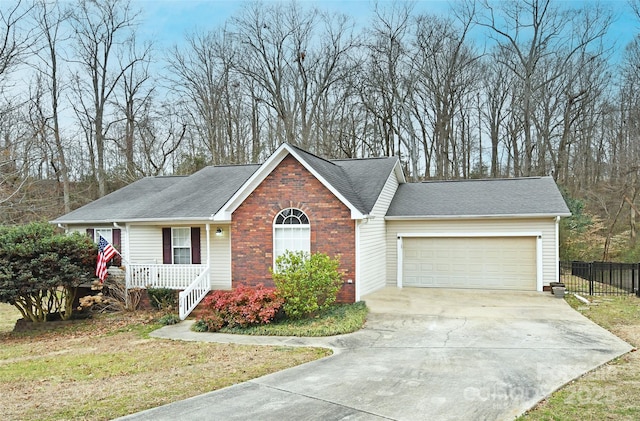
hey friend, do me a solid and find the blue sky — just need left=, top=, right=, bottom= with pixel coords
left=134, top=0, right=638, bottom=57
left=138, top=0, right=453, bottom=48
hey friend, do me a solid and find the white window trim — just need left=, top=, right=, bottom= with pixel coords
left=94, top=227, right=113, bottom=244
left=171, top=227, right=192, bottom=265
left=272, top=208, right=311, bottom=269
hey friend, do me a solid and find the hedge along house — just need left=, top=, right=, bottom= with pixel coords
left=51, top=143, right=570, bottom=319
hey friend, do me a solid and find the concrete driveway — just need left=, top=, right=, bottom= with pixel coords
left=118, top=288, right=632, bottom=421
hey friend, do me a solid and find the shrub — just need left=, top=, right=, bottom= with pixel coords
left=196, top=285, right=283, bottom=332
left=271, top=251, right=343, bottom=319
left=0, top=223, right=96, bottom=322
left=147, top=287, right=177, bottom=311
left=192, top=319, right=209, bottom=332
left=158, top=313, right=181, bottom=325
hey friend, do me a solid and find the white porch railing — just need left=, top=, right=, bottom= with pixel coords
left=179, top=267, right=210, bottom=320
left=127, top=264, right=207, bottom=290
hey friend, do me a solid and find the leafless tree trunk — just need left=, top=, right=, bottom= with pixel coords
left=69, top=0, right=144, bottom=197
left=0, top=0, right=33, bottom=212
left=231, top=2, right=358, bottom=153
left=30, top=0, right=72, bottom=213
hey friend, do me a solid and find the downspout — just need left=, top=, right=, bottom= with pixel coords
left=354, top=219, right=361, bottom=301
left=397, top=236, right=403, bottom=288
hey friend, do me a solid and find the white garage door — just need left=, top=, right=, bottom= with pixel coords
left=402, top=237, right=537, bottom=290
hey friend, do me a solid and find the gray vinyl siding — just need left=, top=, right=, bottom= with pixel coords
left=358, top=170, right=399, bottom=297
left=386, top=218, right=558, bottom=288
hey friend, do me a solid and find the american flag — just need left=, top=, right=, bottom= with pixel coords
left=96, top=236, right=117, bottom=282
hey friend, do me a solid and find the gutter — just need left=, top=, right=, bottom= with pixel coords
left=384, top=213, right=572, bottom=221
left=50, top=217, right=220, bottom=225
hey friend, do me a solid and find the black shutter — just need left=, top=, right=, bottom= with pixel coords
left=191, top=227, right=201, bottom=264
left=86, top=228, right=95, bottom=241
left=112, top=229, right=121, bottom=266
left=162, top=228, right=172, bottom=264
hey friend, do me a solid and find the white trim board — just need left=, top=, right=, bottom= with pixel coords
left=397, top=232, right=543, bottom=238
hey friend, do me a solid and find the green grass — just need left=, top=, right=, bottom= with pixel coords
left=519, top=295, right=640, bottom=420
left=203, top=301, right=369, bottom=337
left=0, top=311, right=330, bottom=421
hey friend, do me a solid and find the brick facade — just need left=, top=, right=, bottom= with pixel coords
left=231, top=154, right=356, bottom=303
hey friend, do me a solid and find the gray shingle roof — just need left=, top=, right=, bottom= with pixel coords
left=52, top=145, right=568, bottom=225
left=290, top=145, right=398, bottom=215
left=52, top=145, right=400, bottom=223
left=52, top=164, right=259, bottom=223
left=333, top=156, right=400, bottom=213
left=386, top=177, right=570, bottom=217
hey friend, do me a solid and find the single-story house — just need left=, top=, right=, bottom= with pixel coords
left=52, top=143, right=571, bottom=318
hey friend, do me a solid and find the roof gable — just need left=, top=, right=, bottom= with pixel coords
left=214, top=144, right=400, bottom=220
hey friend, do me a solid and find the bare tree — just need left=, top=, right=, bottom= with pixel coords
left=68, top=0, right=144, bottom=197
left=411, top=12, right=479, bottom=179
left=361, top=2, right=413, bottom=160
left=113, top=35, right=152, bottom=181
left=0, top=0, right=33, bottom=212
left=479, top=46, right=513, bottom=177
left=30, top=0, right=72, bottom=213
left=167, top=28, right=238, bottom=165
left=0, top=0, right=33, bottom=84
left=476, top=0, right=612, bottom=177
left=231, top=2, right=358, bottom=152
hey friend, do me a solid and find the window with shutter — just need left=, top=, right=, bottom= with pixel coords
left=162, top=227, right=201, bottom=264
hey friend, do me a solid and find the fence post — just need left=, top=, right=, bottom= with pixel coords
left=637, top=263, right=640, bottom=297
left=589, top=262, right=593, bottom=296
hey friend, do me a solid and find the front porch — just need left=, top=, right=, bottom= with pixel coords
left=125, top=263, right=210, bottom=320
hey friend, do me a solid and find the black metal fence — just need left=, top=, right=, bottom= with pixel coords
left=560, top=261, right=640, bottom=296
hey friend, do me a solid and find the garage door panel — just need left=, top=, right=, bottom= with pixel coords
left=403, top=237, right=536, bottom=290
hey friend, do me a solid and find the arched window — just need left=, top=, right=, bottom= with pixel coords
left=273, top=208, right=310, bottom=264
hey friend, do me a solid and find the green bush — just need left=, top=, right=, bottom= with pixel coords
left=192, top=319, right=209, bottom=332
left=0, top=222, right=96, bottom=322
left=157, top=313, right=181, bottom=325
left=147, top=288, right=177, bottom=311
left=271, top=251, right=343, bottom=319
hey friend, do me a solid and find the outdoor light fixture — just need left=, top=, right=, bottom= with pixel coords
left=215, top=227, right=223, bottom=236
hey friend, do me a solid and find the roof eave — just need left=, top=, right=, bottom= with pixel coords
left=50, top=217, right=222, bottom=225
left=385, top=212, right=572, bottom=220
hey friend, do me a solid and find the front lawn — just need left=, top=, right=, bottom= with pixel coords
left=519, top=295, right=640, bottom=420
left=0, top=303, right=330, bottom=421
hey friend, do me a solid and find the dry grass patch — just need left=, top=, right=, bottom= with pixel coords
left=519, top=295, right=640, bottom=420
left=0, top=306, right=330, bottom=421
left=0, top=303, right=21, bottom=333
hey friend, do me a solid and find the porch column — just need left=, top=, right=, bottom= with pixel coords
left=206, top=223, right=211, bottom=288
